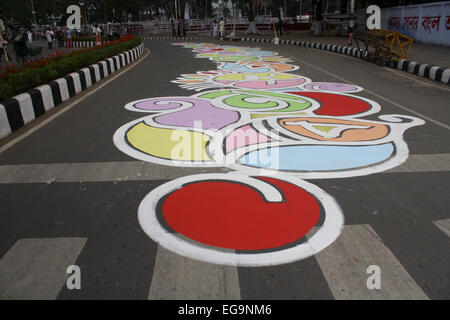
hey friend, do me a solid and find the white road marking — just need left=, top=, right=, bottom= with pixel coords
left=280, top=51, right=450, bottom=130
left=0, top=153, right=447, bottom=184
left=312, top=225, right=429, bottom=300
left=0, top=49, right=150, bottom=155
left=381, top=66, right=450, bottom=93
left=0, top=238, right=87, bottom=300
left=433, top=219, right=450, bottom=237
left=148, top=245, right=241, bottom=300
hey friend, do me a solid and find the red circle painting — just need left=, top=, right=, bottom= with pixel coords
left=288, top=92, right=372, bottom=116
left=160, top=177, right=321, bottom=251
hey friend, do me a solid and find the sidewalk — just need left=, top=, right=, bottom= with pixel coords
left=0, top=40, right=77, bottom=67
left=233, top=30, right=450, bottom=70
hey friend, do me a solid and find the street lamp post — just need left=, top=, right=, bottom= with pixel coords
left=79, top=2, right=84, bottom=27
left=30, top=0, right=37, bottom=26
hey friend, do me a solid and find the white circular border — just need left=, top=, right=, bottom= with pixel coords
left=138, top=173, right=344, bottom=267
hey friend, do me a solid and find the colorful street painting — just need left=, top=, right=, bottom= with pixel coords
left=113, top=43, right=424, bottom=266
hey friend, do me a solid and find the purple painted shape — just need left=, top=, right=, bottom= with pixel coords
left=140, top=97, right=239, bottom=130
left=303, top=82, right=359, bottom=92
left=134, top=97, right=197, bottom=111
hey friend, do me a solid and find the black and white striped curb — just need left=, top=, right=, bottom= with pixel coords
left=142, top=37, right=194, bottom=41
left=240, top=37, right=363, bottom=57
left=240, top=37, right=450, bottom=84
left=64, top=41, right=95, bottom=48
left=390, top=59, right=450, bottom=84
left=0, top=43, right=145, bottom=140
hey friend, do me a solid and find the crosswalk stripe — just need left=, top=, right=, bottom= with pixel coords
left=0, top=153, right=448, bottom=184
left=148, top=245, right=241, bottom=300
left=385, top=154, right=450, bottom=173
left=313, top=225, right=429, bottom=300
left=433, top=219, right=450, bottom=237
left=0, top=238, right=87, bottom=300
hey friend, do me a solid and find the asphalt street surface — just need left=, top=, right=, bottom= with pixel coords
left=0, top=38, right=449, bottom=300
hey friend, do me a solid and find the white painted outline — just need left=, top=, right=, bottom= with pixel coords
left=113, top=115, right=220, bottom=167
left=110, top=43, right=426, bottom=266
left=138, top=173, right=344, bottom=266
left=207, top=114, right=425, bottom=178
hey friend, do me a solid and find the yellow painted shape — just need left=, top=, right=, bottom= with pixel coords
left=312, top=125, right=335, bottom=133
left=126, top=122, right=212, bottom=161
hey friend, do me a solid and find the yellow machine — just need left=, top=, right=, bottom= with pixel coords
left=355, top=29, right=413, bottom=65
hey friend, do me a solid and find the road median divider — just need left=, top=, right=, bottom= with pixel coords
left=0, top=36, right=145, bottom=140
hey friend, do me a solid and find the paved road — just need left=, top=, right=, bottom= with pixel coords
left=0, top=38, right=448, bottom=300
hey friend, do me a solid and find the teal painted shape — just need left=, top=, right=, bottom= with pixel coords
left=239, top=143, right=395, bottom=171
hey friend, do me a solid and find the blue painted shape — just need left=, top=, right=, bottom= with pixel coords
left=221, top=62, right=270, bottom=73
left=247, top=50, right=277, bottom=56
left=239, top=143, right=395, bottom=171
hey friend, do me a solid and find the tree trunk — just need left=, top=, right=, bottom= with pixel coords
left=245, top=0, right=261, bottom=34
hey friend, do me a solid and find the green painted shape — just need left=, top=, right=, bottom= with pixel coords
left=251, top=112, right=307, bottom=118
left=198, top=90, right=233, bottom=99
left=236, top=90, right=311, bottom=112
left=238, top=90, right=309, bottom=102
left=198, top=90, right=312, bottom=112
left=211, top=56, right=259, bottom=61
left=225, top=95, right=278, bottom=109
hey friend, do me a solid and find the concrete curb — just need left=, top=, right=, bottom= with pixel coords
left=142, top=37, right=195, bottom=40
left=0, top=43, right=146, bottom=140
left=239, top=37, right=450, bottom=85
left=390, top=59, right=450, bottom=83
left=63, top=41, right=96, bottom=48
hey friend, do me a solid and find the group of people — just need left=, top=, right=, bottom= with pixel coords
left=212, top=18, right=226, bottom=39
left=0, top=27, right=31, bottom=63
left=170, top=19, right=187, bottom=37
left=0, top=23, right=107, bottom=64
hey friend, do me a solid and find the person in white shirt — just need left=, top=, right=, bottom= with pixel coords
left=45, top=28, right=54, bottom=49
left=27, top=29, right=33, bottom=43
left=95, top=25, right=102, bottom=45
left=212, top=20, right=218, bottom=38
left=219, top=18, right=225, bottom=39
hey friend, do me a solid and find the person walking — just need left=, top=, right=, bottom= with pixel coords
left=177, top=18, right=182, bottom=37
left=13, top=27, right=29, bottom=63
left=182, top=19, right=186, bottom=37
left=45, top=28, right=54, bottom=49
left=219, top=18, right=225, bottom=39
left=107, top=20, right=113, bottom=41
left=212, top=20, right=218, bottom=38
left=278, top=17, right=283, bottom=36
left=0, top=36, right=11, bottom=63
left=95, top=24, right=102, bottom=46
left=66, top=27, right=72, bottom=48
left=171, top=19, right=176, bottom=37
left=27, top=29, right=33, bottom=43
left=56, top=28, right=64, bottom=48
